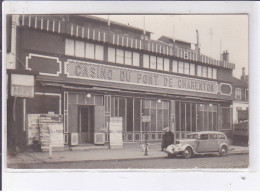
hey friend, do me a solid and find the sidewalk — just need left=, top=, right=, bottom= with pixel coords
left=6, top=144, right=249, bottom=166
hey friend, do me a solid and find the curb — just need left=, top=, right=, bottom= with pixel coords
left=7, top=151, right=248, bottom=166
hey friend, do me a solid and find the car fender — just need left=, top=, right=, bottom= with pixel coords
left=180, top=144, right=195, bottom=153
left=218, top=143, right=229, bottom=151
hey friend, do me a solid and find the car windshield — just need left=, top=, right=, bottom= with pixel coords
left=186, top=134, right=198, bottom=139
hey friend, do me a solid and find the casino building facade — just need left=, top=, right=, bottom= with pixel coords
left=6, top=15, right=235, bottom=149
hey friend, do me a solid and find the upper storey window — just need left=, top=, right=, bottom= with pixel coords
left=235, top=88, right=242, bottom=100
left=65, top=38, right=104, bottom=61
left=245, top=89, right=248, bottom=100
left=172, top=60, right=195, bottom=76
left=197, top=65, right=217, bottom=80
left=108, top=47, right=140, bottom=67
left=65, top=39, right=75, bottom=56
left=143, top=54, right=170, bottom=72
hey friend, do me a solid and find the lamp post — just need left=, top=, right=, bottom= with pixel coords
left=144, top=121, right=148, bottom=156
left=141, top=114, right=150, bottom=156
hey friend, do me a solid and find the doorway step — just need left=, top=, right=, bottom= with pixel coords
left=65, top=144, right=109, bottom=151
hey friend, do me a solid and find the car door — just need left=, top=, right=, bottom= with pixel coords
left=208, top=134, right=219, bottom=152
left=196, top=134, right=211, bottom=153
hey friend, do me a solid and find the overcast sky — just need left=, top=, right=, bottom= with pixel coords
left=93, top=15, right=248, bottom=79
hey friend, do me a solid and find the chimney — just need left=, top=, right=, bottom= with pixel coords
left=196, top=29, right=200, bottom=47
left=195, top=29, right=201, bottom=54
left=241, top=67, right=245, bottom=81
left=221, top=50, right=229, bottom=62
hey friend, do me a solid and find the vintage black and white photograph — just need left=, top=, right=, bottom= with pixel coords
left=3, top=13, right=249, bottom=170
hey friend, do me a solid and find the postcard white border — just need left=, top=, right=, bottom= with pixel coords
left=2, top=1, right=259, bottom=191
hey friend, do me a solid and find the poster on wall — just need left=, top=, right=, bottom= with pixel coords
left=109, top=117, right=123, bottom=149
left=39, top=114, right=64, bottom=152
left=27, top=114, right=41, bottom=145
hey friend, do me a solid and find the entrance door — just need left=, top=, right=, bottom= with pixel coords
left=79, top=106, right=94, bottom=144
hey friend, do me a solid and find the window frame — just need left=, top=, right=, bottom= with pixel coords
left=116, top=48, right=125, bottom=64
left=172, top=60, right=178, bottom=73
left=190, top=63, right=195, bottom=76
left=65, top=38, right=75, bottom=56
left=184, top=62, right=190, bottom=75
left=213, top=68, right=217, bottom=79
left=197, top=65, right=202, bottom=77
left=164, top=58, right=170, bottom=71
left=178, top=61, right=184, bottom=74
left=235, top=88, right=242, bottom=100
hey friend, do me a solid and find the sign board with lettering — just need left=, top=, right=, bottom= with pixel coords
left=39, top=114, right=64, bottom=152
left=142, top=115, right=151, bottom=123
left=65, top=59, right=219, bottom=94
left=27, top=114, right=41, bottom=145
left=109, top=117, right=123, bottom=149
left=11, top=74, right=34, bottom=98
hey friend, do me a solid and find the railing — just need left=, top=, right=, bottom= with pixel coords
left=233, top=128, right=248, bottom=136
left=104, top=131, right=164, bottom=143
left=20, top=15, right=235, bottom=70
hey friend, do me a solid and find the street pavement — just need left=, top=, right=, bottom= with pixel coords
left=6, top=143, right=249, bottom=168
left=9, top=153, right=249, bottom=169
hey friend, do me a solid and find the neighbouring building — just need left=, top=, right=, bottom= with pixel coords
left=6, top=15, right=236, bottom=152
left=232, top=68, right=249, bottom=145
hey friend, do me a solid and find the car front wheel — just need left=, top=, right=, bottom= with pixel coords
left=219, top=145, right=228, bottom=156
left=182, top=147, right=192, bottom=159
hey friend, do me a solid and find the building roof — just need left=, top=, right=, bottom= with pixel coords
left=77, top=15, right=152, bottom=34
left=232, top=76, right=248, bottom=88
left=158, top=35, right=193, bottom=46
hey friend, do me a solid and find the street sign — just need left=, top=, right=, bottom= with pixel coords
left=11, top=74, right=35, bottom=98
left=142, top=115, right=151, bottom=123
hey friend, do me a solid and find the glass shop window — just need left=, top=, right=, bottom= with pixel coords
left=175, top=101, right=180, bottom=131
left=65, top=39, right=75, bottom=56
left=134, top=98, right=141, bottom=131
left=172, top=60, right=178, bottom=73
left=26, top=95, right=59, bottom=114
left=222, top=107, right=231, bottom=129
left=186, top=103, right=191, bottom=131
left=192, top=103, right=197, bottom=131
left=181, top=102, right=185, bottom=131
left=164, top=58, right=170, bottom=71
left=127, top=98, right=133, bottom=132
left=163, top=101, right=169, bottom=129
left=133, top=52, right=140, bottom=66
left=119, top=97, right=126, bottom=131
left=151, top=100, right=157, bottom=131
left=108, top=47, right=116, bottom=62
